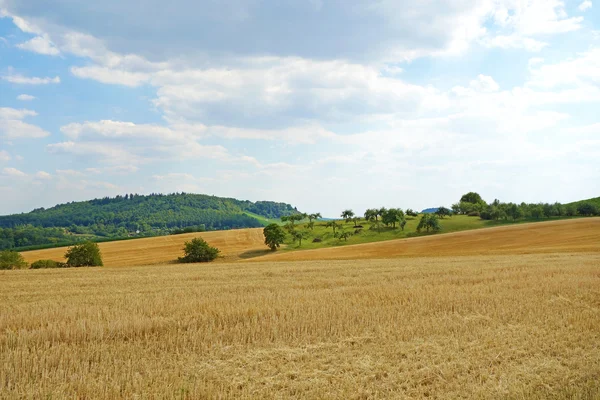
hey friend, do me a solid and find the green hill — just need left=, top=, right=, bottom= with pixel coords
left=566, top=197, right=600, bottom=208
left=0, top=193, right=299, bottom=250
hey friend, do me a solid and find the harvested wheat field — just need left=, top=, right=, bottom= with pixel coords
left=257, top=218, right=600, bottom=262
left=21, top=228, right=266, bottom=267
left=1, top=252, right=599, bottom=399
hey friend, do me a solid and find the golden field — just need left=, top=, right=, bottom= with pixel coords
left=2, top=219, right=600, bottom=399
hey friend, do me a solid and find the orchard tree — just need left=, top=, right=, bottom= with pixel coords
left=326, top=220, right=341, bottom=234
left=341, top=210, right=355, bottom=223
left=308, top=213, right=322, bottom=223
left=364, top=209, right=378, bottom=222
left=263, top=224, right=286, bottom=251
left=292, top=230, right=310, bottom=247
left=416, top=214, right=441, bottom=233
left=435, top=207, right=451, bottom=219
left=337, top=231, right=353, bottom=241
left=352, top=216, right=361, bottom=227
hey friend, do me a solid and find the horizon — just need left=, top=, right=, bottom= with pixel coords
left=1, top=1, right=600, bottom=217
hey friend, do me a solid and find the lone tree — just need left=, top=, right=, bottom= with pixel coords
left=460, top=192, right=484, bottom=204
left=341, top=210, right=355, bottom=223
left=65, top=242, right=103, bottom=267
left=178, top=237, right=220, bottom=263
left=0, top=250, right=28, bottom=270
left=337, top=231, right=353, bottom=241
left=263, top=223, right=286, bottom=251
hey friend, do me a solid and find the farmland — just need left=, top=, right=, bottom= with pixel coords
left=2, top=218, right=600, bottom=398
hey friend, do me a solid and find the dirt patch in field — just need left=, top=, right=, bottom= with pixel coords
left=251, top=218, right=600, bottom=262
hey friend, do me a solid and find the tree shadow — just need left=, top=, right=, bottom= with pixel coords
left=238, top=249, right=273, bottom=260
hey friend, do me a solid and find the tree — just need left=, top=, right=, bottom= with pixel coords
left=543, top=203, right=557, bottom=218
left=364, top=209, right=378, bottom=222
left=405, top=209, right=419, bottom=217
left=65, top=242, right=103, bottom=267
left=352, top=216, right=361, bottom=227
left=341, top=210, right=355, bottom=223
left=377, top=207, right=387, bottom=221
left=451, top=203, right=462, bottom=215
left=565, top=204, right=577, bottom=216
left=337, top=231, right=353, bottom=241
left=326, top=220, right=341, bottom=234
left=263, top=224, right=286, bottom=251
left=382, top=208, right=404, bottom=228
left=530, top=205, right=544, bottom=219
left=308, top=213, right=322, bottom=223
left=577, top=202, right=599, bottom=216
left=292, top=230, right=310, bottom=247
left=460, top=192, right=484, bottom=204
left=178, top=238, right=220, bottom=263
left=416, top=214, right=441, bottom=233
left=507, top=203, right=522, bottom=221
left=369, top=220, right=383, bottom=234
left=0, top=250, right=27, bottom=270
left=281, top=213, right=305, bottom=226
left=306, top=221, right=315, bottom=230
left=435, top=207, right=451, bottom=219
left=400, top=219, right=407, bottom=231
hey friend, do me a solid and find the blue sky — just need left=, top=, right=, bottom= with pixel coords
left=0, top=0, right=599, bottom=217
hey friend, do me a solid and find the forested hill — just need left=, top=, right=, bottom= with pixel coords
left=0, top=193, right=299, bottom=250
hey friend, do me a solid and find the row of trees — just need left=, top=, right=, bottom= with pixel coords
left=452, top=192, right=599, bottom=221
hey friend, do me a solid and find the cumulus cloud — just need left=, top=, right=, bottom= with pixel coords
left=16, top=35, right=60, bottom=55
left=0, top=107, right=50, bottom=139
left=578, top=1, right=592, bottom=11
left=35, top=170, right=51, bottom=179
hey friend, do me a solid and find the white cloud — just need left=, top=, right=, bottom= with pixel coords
left=2, top=167, right=27, bottom=177
left=16, top=35, right=60, bottom=56
left=481, top=35, right=548, bottom=52
left=0, top=107, right=50, bottom=139
left=2, top=73, right=60, bottom=85
left=0, top=150, right=10, bottom=162
left=35, top=170, right=51, bottom=179
left=71, top=66, right=150, bottom=87
left=16, top=94, right=36, bottom=101
left=578, top=1, right=592, bottom=11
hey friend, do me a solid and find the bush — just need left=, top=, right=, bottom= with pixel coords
left=178, top=238, right=220, bottom=263
left=0, top=250, right=28, bottom=270
left=30, top=259, right=68, bottom=269
left=65, top=242, right=104, bottom=267
left=312, top=238, right=323, bottom=243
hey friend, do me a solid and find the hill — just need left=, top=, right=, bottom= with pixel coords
left=0, top=193, right=298, bottom=251
left=567, top=196, right=600, bottom=208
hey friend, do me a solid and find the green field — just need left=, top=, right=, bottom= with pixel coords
left=279, top=214, right=581, bottom=251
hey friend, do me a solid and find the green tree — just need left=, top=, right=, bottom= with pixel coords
left=306, top=221, right=315, bottom=230
left=352, top=216, right=361, bottom=227
left=263, top=224, right=286, bottom=251
left=382, top=208, right=404, bottom=228
left=65, top=242, right=103, bottom=267
left=326, top=220, right=341, bottom=234
left=530, top=205, right=544, bottom=219
left=364, top=209, right=378, bottom=222
left=460, top=192, right=484, bottom=204
left=435, top=207, right=451, bottom=219
left=416, top=214, right=441, bottom=233
left=400, top=219, right=407, bottom=231
left=292, top=230, right=310, bottom=247
left=405, top=209, right=419, bottom=217
left=337, top=231, right=353, bottom=241
left=308, top=213, right=322, bottom=223
left=577, top=202, right=598, bottom=216
left=0, top=250, right=28, bottom=270
left=341, top=210, right=355, bottom=223
left=178, top=238, right=220, bottom=263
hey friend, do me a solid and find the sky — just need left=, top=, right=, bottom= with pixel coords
left=0, top=0, right=599, bottom=217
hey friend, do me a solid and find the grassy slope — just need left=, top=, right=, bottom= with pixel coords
left=282, top=214, right=581, bottom=251
left=243, top=212, right=282, bottom=226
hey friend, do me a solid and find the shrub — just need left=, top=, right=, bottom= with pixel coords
left=0, top=250, right=28, bottom=270
left=178, top=238, right=220, bottom=263
left=65, top=242, right=104, bottom=267
left=312, top=238, right=323, bottom=243
left=30, top=259, right=68, bottom=269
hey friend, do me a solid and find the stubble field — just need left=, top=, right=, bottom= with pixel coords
left=2, top=219, right=600, bottom=399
